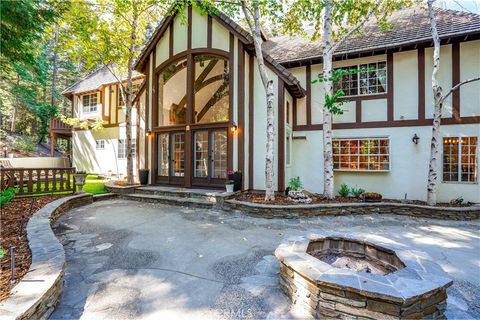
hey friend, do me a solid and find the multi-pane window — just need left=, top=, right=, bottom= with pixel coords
left=443, top=137, right=477, bottom=183
left=82, top=93, right=98, bottom=113
left=333, top=138, right=390, bottom=171
left=117, top=139, right=136, bottom=159
left=95, top=139, right=105, bottom=150
left=131, top=139, right=136, bottom=158
left=333, top=61, right=387, bottom=97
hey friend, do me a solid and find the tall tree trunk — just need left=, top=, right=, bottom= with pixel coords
left=125, top=3, right=138, bottom=185
left=11, top=74, right=19, bottom=132
left=427, top=0, right=442, bottom=206
left=243, top=0, right=275, bottom=201
left=322, top=0, right=335, bottom=199
left=51, top=23, right=59, bottom=107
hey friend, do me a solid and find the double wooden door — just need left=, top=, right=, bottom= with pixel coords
left=156, top=128, right=227, bottom=187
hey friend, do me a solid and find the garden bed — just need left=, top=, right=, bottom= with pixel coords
left=0, top=195, right=66, bottom=300
left=235, top=192, right=473, bottom=208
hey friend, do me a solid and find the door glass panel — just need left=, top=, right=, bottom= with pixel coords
left=158, top=59, right=188, bottom=126
left=211, top=130, right=227, bottom=179
left=194, top=55, right=229, bottom=124
left=194, top=131, right=209, bottom=178
left=171, top=133, right=185, bottom=177
left=158, top=133, right=169, bottom=176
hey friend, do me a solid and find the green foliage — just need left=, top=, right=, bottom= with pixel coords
left=226, top=180, right=235, bottom=185
left=0, top=187, right=16, bottom=207
left=83, top=175, right=108, bottom=195
left=338, top=183, right=350, bottom=197
left=33, top=103, right=58, bottom=143
left=350, top=186, right=366, bottom=198
left=0, top=247, right=5, bottom=259
left=15, top=135, right=37, bottom=152
left=288, top=177, right=303, bottom=191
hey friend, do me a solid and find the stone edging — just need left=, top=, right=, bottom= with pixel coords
left=222, top=199, right=480, bottom=220
left=0, top=193, right=104, bottom=320
left=105, top=180, right=140, bottom=194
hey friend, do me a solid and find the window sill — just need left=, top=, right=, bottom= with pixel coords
left=334, top=169, right=390, bottom=173
left=441, top=181, right=478, bottom=185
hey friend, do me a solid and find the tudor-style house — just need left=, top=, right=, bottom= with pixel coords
left=65, top=5, right=479, bottom=203
left=61, top=66, right=145, bottom=177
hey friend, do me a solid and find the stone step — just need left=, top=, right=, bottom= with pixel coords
left=134, top=186, right=220, bottom=202
left=121, top=193, right=216, bottom=209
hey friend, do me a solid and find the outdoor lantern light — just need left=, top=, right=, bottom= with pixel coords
left=146, top=130, right=151, bottom=137
left=230, top=123, right=238, bottom=133
left=412, top=133, right=420, bottom=144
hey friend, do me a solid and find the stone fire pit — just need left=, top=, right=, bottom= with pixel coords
left=275, top=233, right=453, bottom=319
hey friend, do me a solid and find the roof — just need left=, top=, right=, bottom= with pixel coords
left=263, top=7, right=480, bottom=65
left=133, top=4, right=306, bottom=98
left=62, top=65, right=144, bottom=96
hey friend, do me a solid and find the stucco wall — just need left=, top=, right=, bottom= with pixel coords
left=291, top=124, right=480, bottom=203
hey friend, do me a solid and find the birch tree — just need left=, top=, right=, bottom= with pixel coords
left=61, top=0, right=168, bottom=185
left=283, top=0, right=408, bottom=199
left=426, top=0, right=480, bottom=205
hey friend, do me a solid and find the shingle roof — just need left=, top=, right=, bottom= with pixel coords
left=62, top=65, right=144, bottom=96
left=263, top=7, right=480, bottom=65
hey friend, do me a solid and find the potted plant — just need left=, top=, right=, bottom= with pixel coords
left=360, top=192, right=383, bottom=202
left=225, top=180, right=235, bottom=193
left=139, top=168, right=150, bottom=185
left=227, top=169, right=242, bottom=191
left=73, top=170, right=88, bottom=194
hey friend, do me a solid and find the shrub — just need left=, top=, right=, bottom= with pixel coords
left=288, top=177, right=303, bottom=191
left=351, top=186, right=366, bottom=198
left=15, top=136, right=36, bottom=152
left=338, top=183, right=350, bottom=197
left=0, top=247, right=5, bottom=258
left=0, top=187, right=16, bottom=207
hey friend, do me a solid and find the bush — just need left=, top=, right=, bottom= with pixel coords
left=15, top=136, right=36, bottom=152
left=351, top=186, right=366, bottom=198
left=338, top=183, right=350, bottom=197
left=288, top=177, right=303, bottom=191
left=0, top=187, right=16, bottom=207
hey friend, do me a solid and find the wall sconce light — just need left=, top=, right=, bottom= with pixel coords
left=230, top=123, right=238, bottom=133
left=146, top=130, right=152, bottom=137
left=412, top=133, right=420, bottom=144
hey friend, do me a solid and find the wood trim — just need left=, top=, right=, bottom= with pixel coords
left=292, top=98, right=297, bottom=130
left=169, top=22, right=174, bottom=58
left=115, top=84, right=119, bottom=123
left=145, top=58, right=150, bottom=173
left=418, top=47, right=426, bottom=120
left=187, top=6, right=192, bottom=50
left=452, top=42, right=460, bottom=119
left=355, top=100, right=362, bottom=123
left=237, top=42, right=245, bottom=188
left=294, top=115, right=480, bottom=131
left=152, top=51, right=158, bottom=129
left=227, top=33, right=234, bottom=172
left=207, top=15, right=212, bottom=48
left=248, top=55, right=254, bottom=190
left=154, top=48, right=229, bottom=74
left=278, top=78, right=285, bottom=192
left=100, top=88, right=105, bottom=120
left=306, top=64, right=312, bottom=125
left=387, top=52, right=394, bottom=122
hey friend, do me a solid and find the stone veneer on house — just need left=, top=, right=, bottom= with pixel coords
left=0, top=193, right=114, bottom=320
left=275, top=232, right=453, bottom=319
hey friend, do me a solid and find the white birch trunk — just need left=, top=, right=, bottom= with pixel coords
left=242, top=0, right=275, bottom=201
left=322, top=0, right=335, bottom=199
left=427, top=0, right=442, bottom=206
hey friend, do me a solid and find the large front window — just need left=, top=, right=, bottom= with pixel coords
left=333, top=137, right=390, bottom=171
left=158, top=59, right=188, bottom=126
left=443, top=137, right=477, bottom=183
left=194, top=55, right=229, bottom=123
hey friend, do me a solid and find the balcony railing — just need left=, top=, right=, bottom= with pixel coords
left=50, top=118, right=72, bottom=133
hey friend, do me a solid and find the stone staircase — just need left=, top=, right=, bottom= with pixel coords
left=120, top=186, right=226, bottom=209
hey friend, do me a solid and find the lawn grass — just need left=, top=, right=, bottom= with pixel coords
left=16, top=175, right=109, bottom=197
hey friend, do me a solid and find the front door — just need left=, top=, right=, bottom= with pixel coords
left=193, top=128, right=227, bottom=187
left=156, top=131, right=185, bottom=185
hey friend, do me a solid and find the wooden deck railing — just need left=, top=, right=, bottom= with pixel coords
left=50, top=118, right=72, bottom=132
left=0, top=167, right=77, bottom=196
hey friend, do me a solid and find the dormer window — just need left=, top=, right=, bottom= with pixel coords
left=82, top=93, right=98, bottom=113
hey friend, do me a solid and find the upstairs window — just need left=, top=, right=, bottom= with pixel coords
left=118, top=139, right=136, bottom=159
left=443, top=137, right=477, bottom=183
left=333, top=61, right=387, bottom=97
left=82, top=93, right=98, bottom=113
left=95, top=139, right=105, bottom=150
left=333, top=137, right=390, bottom=171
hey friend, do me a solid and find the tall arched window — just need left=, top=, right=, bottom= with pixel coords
left=193, top=55, right=229, bottom=123
left=158, top=58, right=188, bottom=126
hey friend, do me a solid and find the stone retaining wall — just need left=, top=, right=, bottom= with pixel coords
left=0, top=194, right=94, bottom=320
left=222, top=199, right=480, bottom=220
left=105, top=181, right=140, bottom=195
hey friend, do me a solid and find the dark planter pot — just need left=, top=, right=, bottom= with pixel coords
left=227, top=172, right=242, bottom=192
left=139, top=169, right=150, bottom=185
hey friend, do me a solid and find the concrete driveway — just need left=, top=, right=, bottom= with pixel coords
left=50, top=199, right=480, bottom=319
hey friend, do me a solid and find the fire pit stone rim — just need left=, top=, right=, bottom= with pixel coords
left=274, top=232, right=453, bottom=301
